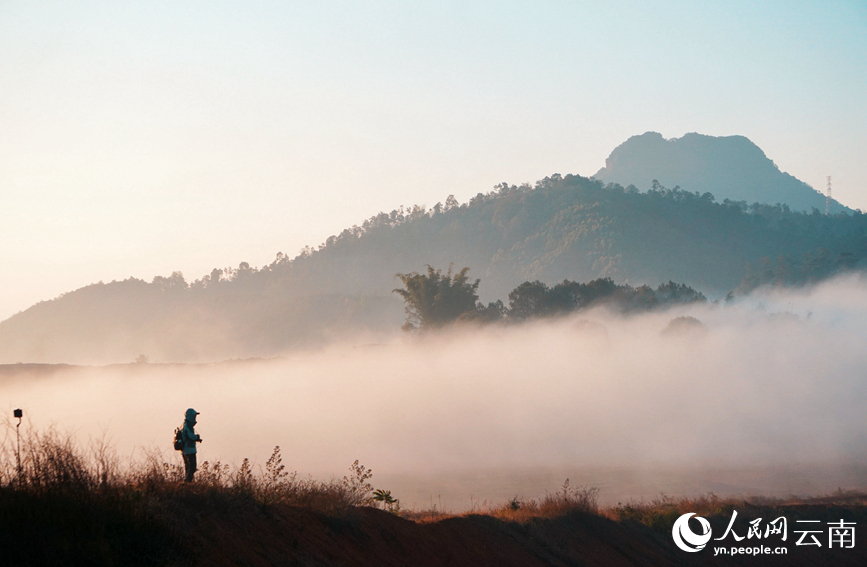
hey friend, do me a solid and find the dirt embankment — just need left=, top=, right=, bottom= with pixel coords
left=4, top=489, right=867, bottom=566
left=187, top=505, right=669, bottom=567
left=178, top=501, right=867, bottom=567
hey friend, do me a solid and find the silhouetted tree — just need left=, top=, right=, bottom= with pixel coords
left=507, top=281, right=551, bottom=321
left=466, top=300, right=507, bottom=324
left=578, top=278, right=619, bottom=306
left=625, top=284, right=658, bottom=311
left=393, top=265, right=480, bottom=331
left=548, top=280, right=582, bottom=312
left=654, top=281, right=706, bottom=304
left=506, top=276, right=704, bottom=320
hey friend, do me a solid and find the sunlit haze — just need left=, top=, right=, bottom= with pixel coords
left=5, top=276, right=867, bottom=508
left=2, top=0, right=866, bottom=320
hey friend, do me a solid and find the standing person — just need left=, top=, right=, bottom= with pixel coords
left=181, top=408, right=202, bottom=482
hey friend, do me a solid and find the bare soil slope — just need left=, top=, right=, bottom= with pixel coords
left=178, top=501, right=867, bottom=567
left=4, top=485, right=867, bottom=566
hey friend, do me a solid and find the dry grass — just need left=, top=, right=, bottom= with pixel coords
left=8, top=423, right=863, bottom=526
left=487, top=479, right=600, bottom=522
left=605, top=492, right=726, bottom=531
left=0, top=421, right=380, bottom=566
left=397, top=479, right=600, bottom=524
left=398, top=507, right=453, bottom=523
left=398, top=484, right=867, bottom=530
left=1, top=420, right=605, bottom=528
left=0, top=421, right=376, bottom=513
left=4, top=420, right=867, bottom=565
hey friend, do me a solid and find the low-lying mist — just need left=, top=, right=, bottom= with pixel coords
left=4, top=275, right=867, bottom=509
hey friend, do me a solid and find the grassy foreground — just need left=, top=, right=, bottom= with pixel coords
left=2, top=427, right=866, bottom=566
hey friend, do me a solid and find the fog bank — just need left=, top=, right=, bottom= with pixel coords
left=3, top=275, right=867, bottom=508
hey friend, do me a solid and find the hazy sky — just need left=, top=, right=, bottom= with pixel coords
left=2, top=0, right=866, bottom=320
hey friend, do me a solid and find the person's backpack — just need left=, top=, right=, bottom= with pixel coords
left=173, top=427, right=185, bottom=451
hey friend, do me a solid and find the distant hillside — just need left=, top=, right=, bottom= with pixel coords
left=594, top=132, right=850, bottom=214
left=2, top=174, right=866, bottom=364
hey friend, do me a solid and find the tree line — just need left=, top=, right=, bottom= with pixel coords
left=393, top=265, right=706, bottom=331
left=129, top=175, right=867, bottom=300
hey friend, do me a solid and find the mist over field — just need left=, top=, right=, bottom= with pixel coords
left=3, top=275, right=867, bottom=509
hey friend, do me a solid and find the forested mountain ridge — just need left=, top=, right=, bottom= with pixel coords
left=2, top=173, right=865, bottom=364
left=277, top=174, right=863, bottom=298
left=594, top=132, right=850, bottom=214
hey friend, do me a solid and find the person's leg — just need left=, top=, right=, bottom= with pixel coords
left=183, top=453, right=196, bottom=482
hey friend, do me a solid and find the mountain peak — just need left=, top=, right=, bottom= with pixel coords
left=595, top=132, right=847, bottom=213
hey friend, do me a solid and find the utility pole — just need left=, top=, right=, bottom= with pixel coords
left=826, top=176, right=832, bottom=216
left=13, top=408, right=22, bottom=488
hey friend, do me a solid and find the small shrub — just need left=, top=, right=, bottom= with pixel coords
left=341, top=460, right=374, bottom=507
left=373, top=488, right=400, bottom=513
left=508, top=496, right=521, bottom=511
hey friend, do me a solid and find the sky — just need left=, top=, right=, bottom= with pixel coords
left=2, top=0, right=866, bottom=321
